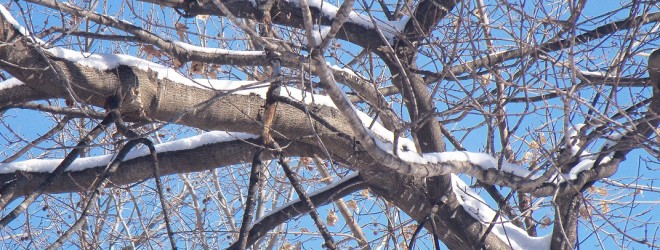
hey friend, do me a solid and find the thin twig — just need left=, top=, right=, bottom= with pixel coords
left=235, top=147, right=265, bottom=250
left=0, top=110, right=119, bottom=224
left=46, top=138, right=156, bottom=249
left=278, top=154, right=337, bottom=250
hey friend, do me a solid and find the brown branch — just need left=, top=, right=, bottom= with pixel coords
left=318, top=0, right=356, bottom=51
left=235, top=147, right=265, bottom=250
left=226, top=170, right=365, bottom=250
left=278, top=154, right=337, bottom=250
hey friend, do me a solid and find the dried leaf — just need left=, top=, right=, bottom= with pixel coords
left=319, top=176, right=333, bottom=183
left=191, top=61, right=205, bottom=74
left=588, top=186, right=608, bottom=196
left=403, top=224, right=417, bottom=239
left=601, top=201, right=610, bottom=214
left=529, top=141, right=539, bottom=149
left=207, top=70, right=217, bottom=79
left=540, top=217, right=551, bottom=228
left=196, top=15, right=210, bottom=21
left=300, top=157, right=312, bottom=167
left=346, top=200, right=358, bottom=212
left=539, top=133, right=547, bottom=144
left=142, top=45, right=162, bottom=60
left=579, top=205, right=592, bottom=219
left=326, top=209, right=338, bottom=226
left=280, top=242, right=292, bottom=250
left=522, top=151, right=534, bottom=163
left=175, top=22, right=188, bottom=40
left=361, top=189, right=370, bottom=199
left=173, top=58, right=184, bottom=69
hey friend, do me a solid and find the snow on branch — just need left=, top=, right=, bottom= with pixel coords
left=284, top=0, right=408, bottom=41
left=451, top=174, right=552, bottom=249
left=0, top=78, right=24, bottom=91
left=0, top=132, right=257, bottom=174
left=1, top=3, right=266, bottom=64
left=0, top=3, right=604, bottom=190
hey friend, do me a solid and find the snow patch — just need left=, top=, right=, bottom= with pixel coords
left=0, top=5, right=31, bottom=37
left=0, top=131, right=258, bottom=173
left=451, top=174, right=551, bottom=249
left=0, top=78, right=24, bottom=91
left=425, top=152, right=535, bottom=178
left=302, top=25, right=331, bottom=46
left=172, top=41, right=265, bottom=56
left=284, top=0, right=406, bottom=41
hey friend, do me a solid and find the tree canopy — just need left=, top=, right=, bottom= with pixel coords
left=0, top=0, right=658, bottom=249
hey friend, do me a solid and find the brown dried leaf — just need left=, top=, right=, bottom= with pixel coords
left=540, top=217, right=552, bottom=228
left=522, top=151, right=534, bottom=163
left=588, top=186, right=608, bottom=196
left=318, top=176, right=333, bottom=183
left=173, top=58, right=184, bottom=69
left=539, top=133, right=547, bottom=144
left=326, top=209, right=338, bottom=226
left=300, top=157, right=312, bottom=166
left=361, top=189, right=370, bottom=199
left=529, top=141, right=539, bottom=149
left=207, top=70, right=217, bottom=79
left=142, top=45, right=162, bottom=60
left=579, top=206, right=592, bottom=219
left=175, top=22, right=188, bottom=40
left=601, top=201, right=610, bottom=214
left=346, top=200, right=358, bottom=211
left=280, top=242, right=292, bottom=250
left=191, top=61, right=205, bottom=75
left=196, top=15, right=210, bottom=21
left=403, top=224, right=417, bottom=239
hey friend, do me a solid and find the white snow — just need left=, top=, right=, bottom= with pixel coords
left=566, top=123, right=586, bottom=157
left=327, top=62, right=367, bottom=79
left=0, top=5, right=31, bottom=38
left=0, top=78, right=24, bottom=91
left=303, top=25, right=331, bottom=46
left=0, top=131, right=257, bottom=173
left=46, top=47, right=203, bottom=86
left=425, top=151, right=536, bottom=178
left=579, top=70, right=609, bottom=77
left=451, top=174, right=551, bottom=249
left=284, top=0, right=406, bottom=41
left=172, top=41, right=265, bottom=56
left=549, top=123, right=616, bottom=183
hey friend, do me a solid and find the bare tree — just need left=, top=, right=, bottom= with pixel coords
left=0, top=0, right=658, bottom=249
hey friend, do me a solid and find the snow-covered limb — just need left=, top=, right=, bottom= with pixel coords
left=0, top=3, right=617, bottom=194
left=0, top=78, right=24, bottom=91
left=284, top=0, right=407, bottom=42
left=451, top=174, right=552, bottom=249
left=0, top=132, right=257, bottom=174
left=9, top=1, right=267, bottom=64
